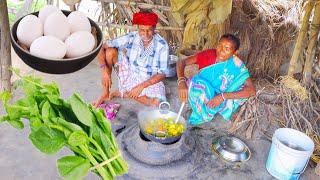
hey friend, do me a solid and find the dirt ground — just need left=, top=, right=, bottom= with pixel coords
left=0, top=49, right=318, bottom=180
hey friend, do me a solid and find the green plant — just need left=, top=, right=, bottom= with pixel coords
left=0, top=69, right=128, bottom=180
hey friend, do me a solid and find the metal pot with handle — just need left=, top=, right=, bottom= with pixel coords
left=138, top=102, right=187, bottom=144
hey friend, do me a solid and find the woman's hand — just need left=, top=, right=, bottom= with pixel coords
left=206, top=94, right=224, bottom=108
left=178, top=81, right=188, bottom=102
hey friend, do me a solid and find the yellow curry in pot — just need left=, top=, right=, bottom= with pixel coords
left=144, top=118, right=185, bottom=137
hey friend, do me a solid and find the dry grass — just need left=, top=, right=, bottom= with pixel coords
left=230, top=0, right=302, bottom=78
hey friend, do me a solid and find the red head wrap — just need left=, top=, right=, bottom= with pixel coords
left=132, top=12, right=158, bottom=26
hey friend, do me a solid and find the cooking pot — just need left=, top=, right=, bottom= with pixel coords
left=138, top=102, right=187, bottom=144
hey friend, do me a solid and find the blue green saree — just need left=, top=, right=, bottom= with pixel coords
left=188, top=56, right=250, bottom=125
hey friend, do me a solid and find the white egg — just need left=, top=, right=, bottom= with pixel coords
left=65, top=31, right=95, bottom=58
left=38, top=5, right=60, bottom=23
left=30, top=36, right=67, bottom=59
left=67, top=11, right=91, bottom=33
left=44, top=12, right=70, bottom=41
left=17, top=15, right=43, bottom=48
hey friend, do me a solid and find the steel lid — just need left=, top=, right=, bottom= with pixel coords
left=212, top=135, right=251, bottom=162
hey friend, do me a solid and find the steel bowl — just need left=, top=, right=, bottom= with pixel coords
left=10, top=10, right=103, bottom=74
left=212, top=135, right=251, bottom=162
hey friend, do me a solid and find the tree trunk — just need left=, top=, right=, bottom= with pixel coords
left=303, top=2, right=320, bottom=84
left=0, top=0, right=12, bottom=92
left=288, top=1, right=315, bottom=76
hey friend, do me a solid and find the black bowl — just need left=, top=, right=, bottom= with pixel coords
left=11, top=10, right=103, bottom=74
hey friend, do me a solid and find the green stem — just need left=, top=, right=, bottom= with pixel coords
left=47, top=124, right=65, bottom=132
left=88, top=137, right=117, bottom=177
left=68, top=145, right=86, bottom=157
left=88, top=145, right=104, bottom=162
left=47, top=124, right=67, bottom=133
left=7, top=104, right=30, bottom=111
left=110, top=134, right=118, bottom=149
left=12, top=70, right=45, bottom=89
left=47, top=123, right=112, bottom=178
left=79, top=145, right=111, bottom=180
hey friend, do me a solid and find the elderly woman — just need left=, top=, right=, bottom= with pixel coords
left=93, top=11, right=169, bottom=107
left=176, top=34, right=256, bottom=125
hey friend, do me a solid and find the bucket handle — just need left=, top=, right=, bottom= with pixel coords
left=275, top=142, right=310, bottom=176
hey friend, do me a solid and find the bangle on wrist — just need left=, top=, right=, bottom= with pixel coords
left=177, top=77, right=187, bottom=82
left=177, top=79, right=186, bottom=86
left=177, top=77, right=187, bottom=84
left=221, top=93, right=226, bottom=100
left=100, top=63, right=107, bottom=68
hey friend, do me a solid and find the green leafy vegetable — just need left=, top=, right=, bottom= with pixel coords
left=57, top=155, right=91, bottom=180
left=0, top=69, right=128, bottom=179
left=68, top=131, right=89, bottom=147
left=69, top=93, right=94, bottom=127
left=29, top=126, right=66, bottom=154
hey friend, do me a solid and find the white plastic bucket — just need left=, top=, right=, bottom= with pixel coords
left=266, top=128, right=314, bottom=180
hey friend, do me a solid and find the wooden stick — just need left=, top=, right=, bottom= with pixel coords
left=122, top=5, right=134, bottom=21
left=246, top=118, right=256, bottom=139
left=229, top=104, right=247, bottom=133
left=98, top=22, right=184, bottom=31
left=145, top=0, right=169, bottom=25
left=0, top=0, right=12, bottom=92
left=288, top=1, right=315, bottom=76
left=100, top=0, right=171, bottom=11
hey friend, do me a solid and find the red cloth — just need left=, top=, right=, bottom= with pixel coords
left=195, top=49, right=217, bottom=69
left=132, top=12, right=158, bottom=26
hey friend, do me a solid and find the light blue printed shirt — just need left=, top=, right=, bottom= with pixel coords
left=106, top=31, right=169, bottom=78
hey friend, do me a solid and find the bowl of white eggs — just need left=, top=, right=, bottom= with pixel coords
left=11, top=5, right=103, bottom=74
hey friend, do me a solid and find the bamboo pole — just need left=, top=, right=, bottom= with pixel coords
left=98, top=22, right=184, bottom=31
left=288, top=1, right=315, bottom=76
left=0, top=0, right=12, bottom=92
left=303, top=2, right=320, bottom=84
left=100, top=0, right=171, bottom=11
